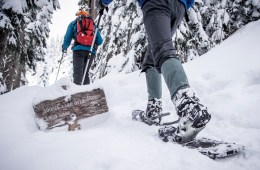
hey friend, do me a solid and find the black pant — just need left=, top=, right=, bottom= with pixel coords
left=141, top=0, right=185, bottom=72
left=73, top=50, right=94, bottom=85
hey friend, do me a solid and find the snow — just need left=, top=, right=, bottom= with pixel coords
left=107, top=53, right=128, bottom=73
left=1, top=20, right=260, bottom=170
left=1, top=0, right=28, bottom=14
left=0, top=13, right=12, bottom=29
left=32, top=77, right=105, bottom=106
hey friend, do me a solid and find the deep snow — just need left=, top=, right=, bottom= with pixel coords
left=0, top=20, right=260, bottom=170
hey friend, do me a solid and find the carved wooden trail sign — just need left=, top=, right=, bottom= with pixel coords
left=33, top=88, right=109, bottom=130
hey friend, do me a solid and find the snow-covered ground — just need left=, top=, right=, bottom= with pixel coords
left=1, top=20, right=260, bottom=170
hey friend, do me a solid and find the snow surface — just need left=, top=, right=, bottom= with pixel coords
left=1, top=20, right=260, bottom=170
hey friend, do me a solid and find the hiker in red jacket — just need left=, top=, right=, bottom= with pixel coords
left=62, top=10, right=103, bottom=85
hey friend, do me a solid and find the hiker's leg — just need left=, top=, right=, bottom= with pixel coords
left=73, top=50, right=85, bottom=85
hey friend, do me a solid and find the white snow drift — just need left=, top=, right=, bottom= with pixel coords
left=0, top=20, right=260, bottom=170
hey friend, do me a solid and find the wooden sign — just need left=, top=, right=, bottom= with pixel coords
left=33, top=88, right=109, bottom=130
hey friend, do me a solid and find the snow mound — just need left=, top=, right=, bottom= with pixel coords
left=0, top=21, right=260, bottom=170
left=32, top=77, right=105, bottom=105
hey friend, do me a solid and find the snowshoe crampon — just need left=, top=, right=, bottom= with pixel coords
left=158, top=126, right=245, bottom=159
left=132, top=110, right=171, bottom=126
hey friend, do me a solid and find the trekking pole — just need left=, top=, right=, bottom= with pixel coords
left=55, top=52, right=65, bottom=82
left=81, top=9, right=104, bottom=85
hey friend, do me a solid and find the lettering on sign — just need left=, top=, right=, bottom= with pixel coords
left=33, top=88, right=109, bottom=130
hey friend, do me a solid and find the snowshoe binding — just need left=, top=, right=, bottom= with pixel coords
left=132, top=98, right=170, bottom=126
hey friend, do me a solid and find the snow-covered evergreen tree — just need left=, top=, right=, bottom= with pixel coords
left=27, top=36, right=73, bottom=87
left=91, top=0, right=146, bottom=80
left=78, top=0, right=91, bottom=9
left=0, top=0, right=60, bottom=94
left=78, top=0, right=98, bottom=18
left=90, top=0, right=260, bottom=81
left=2, top=0, right=259, bottom=89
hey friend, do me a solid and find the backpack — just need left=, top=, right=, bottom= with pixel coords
left=75, top=15, right=95, bottom=46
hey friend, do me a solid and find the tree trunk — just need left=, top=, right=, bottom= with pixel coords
left=90, top=0, right=97, bottom=19
left=2, top=52, right=20, bottom=91
left=0, top=29, right=8, bottom=68
left=13, top=60, right=26, bottom=89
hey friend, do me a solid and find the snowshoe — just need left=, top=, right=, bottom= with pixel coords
left=158, top=126, right=245, bottom=159
left=132, top=109, right=171, bottom=126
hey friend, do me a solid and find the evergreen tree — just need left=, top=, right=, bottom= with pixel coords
left=78, top=0, right=98, bottom=18
left=92, top=0, right=146, bottom=80
left=78, top=0, right=91, bottom=10
left=0, top=0, right=60, bottom=94
left=7, top=0, right=258, bottom=87
left=91, top=0, right=260, bottom=81
left=32, top=36, right=73, bottom=86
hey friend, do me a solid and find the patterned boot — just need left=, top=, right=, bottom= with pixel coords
left=139, top=98, right=162, bottom=125
left=172, top=88, right=211, bottom=143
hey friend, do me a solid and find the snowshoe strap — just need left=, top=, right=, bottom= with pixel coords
left=159, top=119, right=179, bottom=126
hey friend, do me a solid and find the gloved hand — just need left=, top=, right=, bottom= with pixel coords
left=98, top=0, right=108, bottom=9
left=62, top=48, right=67, bottom=54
